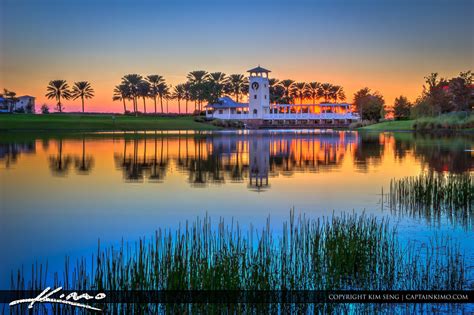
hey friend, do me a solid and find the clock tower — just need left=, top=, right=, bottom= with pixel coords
left=247, top=66, right=270, bottom=119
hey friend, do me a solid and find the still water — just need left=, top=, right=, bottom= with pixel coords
left=0, top=130, right=472, bottom=288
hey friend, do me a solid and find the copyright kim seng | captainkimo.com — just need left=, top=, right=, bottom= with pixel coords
left=328, top=292, right=471, bottom=303
left=3, top=290, right=473, bottom=305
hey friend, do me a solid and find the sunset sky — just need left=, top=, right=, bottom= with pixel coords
left=1, top=0, right=473, bottom=113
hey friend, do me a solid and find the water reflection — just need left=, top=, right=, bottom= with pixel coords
left=0, top=131, right=472, bottom=190
left=1, top=130, right=473, bottom=290
left=0, top=141, right=36, bottom=167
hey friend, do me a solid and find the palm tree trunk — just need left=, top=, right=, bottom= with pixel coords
left=186, top=99, right=188, bottom=114
left=142, top=97, right=146, bottom=114
left=160, top=97, right=164, bottom=113
left=82, top=96, right=85, bottom=113
left=153, top=96, right=157, bottom=114
left=122, top=99, right=127, bottom=114
left=178, top=98, right=181, bottom=114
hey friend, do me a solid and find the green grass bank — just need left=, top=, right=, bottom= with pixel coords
left=0, top=114, right=220, bottom=131
left=360, top=112, right=474, bottom=132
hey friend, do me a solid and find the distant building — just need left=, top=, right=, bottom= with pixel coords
left=0, top=95, right=35, bottom=113
left=0, top=97, right=6, bottom=113
left=206, top=66, right=360, bottom=128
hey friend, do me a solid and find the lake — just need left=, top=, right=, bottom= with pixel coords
left=0, top=130, right=473, bottom=289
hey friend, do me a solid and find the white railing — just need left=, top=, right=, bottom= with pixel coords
left=207, top=112, right=360, bottom=120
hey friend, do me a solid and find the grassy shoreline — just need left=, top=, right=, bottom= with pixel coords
left=2, top=113, right=473, bottom=133
left=0, top=114, right=220, bottom=131
left=360, top=113, right=474, bottom=132
left=360, top=120, right=415, bottom=131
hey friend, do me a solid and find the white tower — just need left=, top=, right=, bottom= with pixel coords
left=247, top=66, right=270, bottom=119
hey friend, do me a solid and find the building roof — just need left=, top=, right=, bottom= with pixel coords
left=18, top=95, right=35, bottom=99
left=247, top=66, right=271, bottom=73
left=276, top=103, right=351, bottom=107
left=206, top=96, right=249, bottom=109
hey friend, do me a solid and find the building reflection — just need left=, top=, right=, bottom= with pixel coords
left=112, top=131, right=357, bottom=190
left=0, top=141, right=36, bottom=168
left=1, top=131, right=470, bottom=188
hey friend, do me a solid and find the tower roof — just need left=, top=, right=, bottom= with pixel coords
left=247, top=66, right=271, bottom=73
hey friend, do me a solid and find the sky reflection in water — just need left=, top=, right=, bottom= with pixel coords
left=0, top=130, right=472, bottom=288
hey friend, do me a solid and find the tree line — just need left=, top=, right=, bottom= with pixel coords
left=392, top=71, right=473, bottom=121
left=113, top=71, right=348, bottom=115
left=4, top=70, right=471, bottom=118
left=350, top=71, right=473, bottom=122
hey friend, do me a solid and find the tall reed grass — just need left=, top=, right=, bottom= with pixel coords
left=389, top=173, right=473, bottom=228
left=9, top=211, right=469, bottom=314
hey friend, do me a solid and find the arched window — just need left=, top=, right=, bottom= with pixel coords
left=253, top=109, right=258, bottom=114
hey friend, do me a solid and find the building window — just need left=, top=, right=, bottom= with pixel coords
left=253, top=109, right=258, bottom=114
left=264, top=95, right=267, bottom=99
left=254, top=95, right=257, bottom=99
left=218, top=110, right=223, bottom=114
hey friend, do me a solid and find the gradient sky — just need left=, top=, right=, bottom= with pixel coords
left=1, top=0, right=473, bottom=112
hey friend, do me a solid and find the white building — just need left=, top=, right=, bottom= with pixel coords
left=0, top=95, right=35, bottom=113
left=206, top=66, right=360, bottom=127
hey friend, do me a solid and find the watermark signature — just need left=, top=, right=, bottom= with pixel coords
left=9, top=287, right=106, bottom=311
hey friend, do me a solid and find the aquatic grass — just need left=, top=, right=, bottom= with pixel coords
left=389, top=173, right=473, bottom=228
left=9, top=211, right=470, bottom=314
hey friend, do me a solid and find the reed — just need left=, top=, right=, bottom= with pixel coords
left=10, top=211, right=469, bottom=314
left=389, top=173, right=473, bottom=228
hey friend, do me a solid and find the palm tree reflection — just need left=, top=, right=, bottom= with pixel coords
left=75, top=137, right=94, bottom=174
left=49, top=139, right=73, bottom=176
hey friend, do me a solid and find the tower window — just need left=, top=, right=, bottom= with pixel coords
left=264, top=95, right=267, bottom=99
left=253, top=109, right=258, bottom=114
left=254, top=95, right=257, bottom=99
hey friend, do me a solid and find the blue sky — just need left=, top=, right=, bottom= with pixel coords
left=1, top=0, right=473, bottom=111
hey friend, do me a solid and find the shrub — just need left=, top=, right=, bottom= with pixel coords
left=349, top=120, right=376, bottom=129
left=413, top=112, right=473, bottom=130
left=40, top=104, right=50, bottom=114
left=210, top=119, right=244, bottom=129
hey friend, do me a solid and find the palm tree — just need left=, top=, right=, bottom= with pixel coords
left=164, top=87, right=172, bottom=113
left=318, top=83, right=334, bottom=103
left=137, top=80, right=150, bottom=113
left=173, top=84, right=186, bottom=114
left=294, top=82, right=308, bottom=104
left=157, top=81, right=169, bottom=114
left=183, top=82, right=192, bottom=114
left=227, top=74, right=247, bottom=103
left=331, top=85, right=346, bottom=102
left=279, top=79, right=295, bottom=104
left=3, top=89, right=18, bottom=112
left=187, top=70, right=210, bottom=111
left=268, top=79, right=285, bottom=106
left=113, top=83, right=131, bottom=113
left=146, top=75, right=165, bottom=114
left=209, top=72, right=228, bottom=101
left=45, top=80, right=71, bottom=112
left=121, top=74, right=143, bottom=115
left=71, top=81, right=94, bottom=113
left=307, top=82, right=321, bottom=104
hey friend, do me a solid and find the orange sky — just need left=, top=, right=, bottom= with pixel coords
left=1, top=0, right=472, bottom=113
left=1, top=64, right=467, bottom=113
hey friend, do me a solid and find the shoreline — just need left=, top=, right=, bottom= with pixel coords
left=1, top=114, right=472, bottom=133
